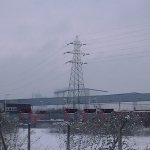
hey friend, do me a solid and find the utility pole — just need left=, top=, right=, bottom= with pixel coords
left=118, top=126, right=122, bottom=150
left=119, top=102, right=121, bottom=111
left=65, top=36, right=88, bottom=109
left=66, top=124, right=70, bottom=150
left=5, top=94, right=10, bottom=113
left=0, top=124, right=7, bottom=150
left=28, top=123, right=30, bottom=150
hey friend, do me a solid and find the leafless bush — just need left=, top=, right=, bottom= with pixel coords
left=55, top=111, right=147, bottom=150
left=0, top=114, right=42, bottom=150
left=0, top=114, right=19, bottom=149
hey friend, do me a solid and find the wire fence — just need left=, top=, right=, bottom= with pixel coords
left=1, top=110, right=150, bottom=150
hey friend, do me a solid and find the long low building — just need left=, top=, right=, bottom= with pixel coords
left=0, top=92, right=150, bottom=109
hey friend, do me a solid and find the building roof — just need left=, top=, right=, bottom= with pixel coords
left=53, top=88, right=108, bottom=93
left=0, top=93, right=150, bottom=106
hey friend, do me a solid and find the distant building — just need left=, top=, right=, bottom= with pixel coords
left=53, top=88, right=108, bottom=97
left=32, top=92, right=42, bottom=98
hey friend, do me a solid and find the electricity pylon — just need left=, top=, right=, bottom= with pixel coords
left=65, top=36, right=89, bottom=109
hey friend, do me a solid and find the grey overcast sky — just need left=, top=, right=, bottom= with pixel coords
left=0, top=0, right=150, bottom=100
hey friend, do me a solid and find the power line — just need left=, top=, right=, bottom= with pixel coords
left=0, top=63, right=69, bottom=96
left=84, top=38, right=150, bottom=51
left=0, top=66, right=71, bottom=98
left=86, top=32, right=150, bottom=45
left=88, top=54, right=150, bottom=64
left=0, top=50, right=68, bottom=89
left=87, top=44, right=150, bottom=55
left=79, top=21, right=150, bottom=36
left=86, top=49, right=150, bottom=61
left=82, top=28, right=150, bottom=42
left=19, top=45, right=67, bottom=76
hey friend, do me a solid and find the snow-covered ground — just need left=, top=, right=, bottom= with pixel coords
left=15, top=128, right=65, bottom=150
left=128, top=136, right=150, bottom=150
left=15, top=128, right=150, bottom=150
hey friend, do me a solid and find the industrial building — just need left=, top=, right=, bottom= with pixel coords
left=0, top=92, right=150, bottom=111
left=54, top=88, right=108, bottom=97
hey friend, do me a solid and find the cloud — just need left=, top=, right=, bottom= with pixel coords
left=0, top=0, right=150, bottom=99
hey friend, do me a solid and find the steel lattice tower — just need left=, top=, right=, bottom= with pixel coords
left=65, top=36, right=87, bottom=109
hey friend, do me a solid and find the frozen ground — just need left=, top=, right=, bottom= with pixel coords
left=128, top=136, right=150, bottom=150
left=16, top=128, right=150, bottom=150
left=15, top=128, right=65, bottom=150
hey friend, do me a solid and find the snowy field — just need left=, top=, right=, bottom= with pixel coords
left=15, top=128, right=150, bottom=150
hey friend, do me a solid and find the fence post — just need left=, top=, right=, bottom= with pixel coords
left=118, top=126, right=122, bottom=150
left=28, top=123, right=30, bottom=150
left=66, top=124, right=70, bottom=150
left=0, top=123, right=7, bottom=150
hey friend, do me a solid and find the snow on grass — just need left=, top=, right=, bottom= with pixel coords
left=16, top=128, right=150, bottom=150
left=16, top=128, right=66, bottom=150
left=127, top=136, right=150, bottom=150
